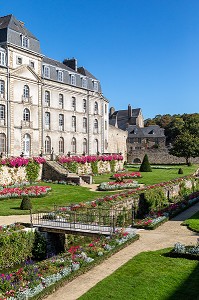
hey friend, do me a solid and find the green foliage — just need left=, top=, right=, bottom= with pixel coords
left=66, top=161, right=78, bottom=173
left=179, top=182, right=191, bottom=198
left=25, top=160, right=40, bottom=183
left=143, top=187, right=168, bottom=211
left=110, top=160, right=116, bottom=172
left=183, top=211, right=199, bottom=232
left=178, top=168, right=183, bottom=174
left=32, top=230, right=47, bottom=260
left=139, top=154, right=152, bottom=172
left=20, top=195, right=32, bottom=210
left=0, top=230, right=35, bottom=269
left=91, top=161, right=98, bottom=174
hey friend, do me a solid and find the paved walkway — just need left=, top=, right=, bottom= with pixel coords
left=0, top=203, right=198, bottom=300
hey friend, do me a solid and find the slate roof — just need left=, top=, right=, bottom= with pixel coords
left=127, top=125, right=165, bottom=138
left=109, top=108, right=142, bottom=130
left=43, top=56, right=77, bottom=73
left=0, top=14, right=38, bottom=40
left=77, top=67, right=98, bottom=80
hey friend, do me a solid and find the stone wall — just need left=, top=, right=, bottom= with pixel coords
left=77, top=160, right=124, bottom=175
left=108, top=125, right=128, bottom=161
left=0, top=165, right=42, bottom=186
left=128, top=148, right=199, bottom=164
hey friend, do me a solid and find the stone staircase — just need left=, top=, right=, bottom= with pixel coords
left=42, top=161, right=81, bottom=184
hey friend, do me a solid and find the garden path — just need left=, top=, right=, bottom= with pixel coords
left=45, top=201, right=199, bottom=300
left=0, top=202, right=198, bottom=300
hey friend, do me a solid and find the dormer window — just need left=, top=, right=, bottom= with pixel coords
left=57, top=70, right=63, bottom=82
left=22, top=36, right=29, bottom=48
left=17, top=56, right=22, bottom=65
left=93, top=81, right=98, bottom=92
left=82, top=77, right=87, bottom=89
left=43, top=65, right=50, bottom=78
left=70, top=74, right=76, bottom=86
left=0, top=51, right=6, bottom=66
left=29, top=60, right=35, bottom=69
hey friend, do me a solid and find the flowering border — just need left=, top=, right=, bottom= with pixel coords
left=58, top=154, right=123, bottom=164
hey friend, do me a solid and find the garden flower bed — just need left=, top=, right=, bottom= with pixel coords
left=169, top=239, right=199, bottom=260
left=0, top=230, right=139, bottom=300
left=0, top=157, right=46, bottom=168
left=0, top=186, right=51, bottom=200
left=98, top=180, right=140, bottom=191
left=133, top=215, right=168, bottom=230
left=112, top=172, right=141, bottom=181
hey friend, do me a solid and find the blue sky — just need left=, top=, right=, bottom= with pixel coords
left=1, top=0, right=199, bottom=119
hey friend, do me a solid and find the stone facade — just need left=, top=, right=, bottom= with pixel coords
left=0, top=15, right=109, bottom=158
left=128, top=148, right=199, bottom=164
left=108, top=125, right=128, bottom=161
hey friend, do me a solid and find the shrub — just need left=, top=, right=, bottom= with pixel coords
left=25, top=160, right=40, bottom=183
left=20, top=195, right=32, bottom=210
left=32, top=230, right=47, bottom=260
left=178, top=168, right=183, bottom=174
left=139, top=154, right=152, bottom=172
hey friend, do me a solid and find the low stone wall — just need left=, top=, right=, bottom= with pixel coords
left=128, top=149, right=199, bottom=164
left=0, top=165, right=42, bottom=186
left=113, top=178, right=195, bottom=211
left=77, top=160, right=124, bottom=175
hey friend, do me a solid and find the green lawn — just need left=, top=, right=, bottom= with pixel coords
left=94, top=164, right=198, bottom=185
left=0, top=183, right=116, bottom=216
left=182, top=211, right=199, bottom=232
left=79, top=249, right=199, bottom=300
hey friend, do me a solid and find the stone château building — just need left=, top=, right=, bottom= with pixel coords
left=0, top=14, right=109, bottom=157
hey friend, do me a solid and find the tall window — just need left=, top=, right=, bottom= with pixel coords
left=0, top=105, right=5, bottom=123
left=70, top=75, right=76, bottom=85
left=23, top=85, right=29, bottom=98
left=45, top=136, right=51, bottom=153
left=94, top=119, right=98, bottom=133
left=105, top=120, right=107, bottom=130
left=71, top=137, right=76, bottom=153
left=93, top=81, right=98, bottom=92
left=45, top=91, right=50, bottom=106
left=0, top=133, right=6, bottom=153
left=94, top=139, right=99, bottom=154
left=0, top=51, right=6, bottom=66
left=83, top=117, right=87, bottom=133
left=72, top=116, right=76, bottom=132
left=59, top=114, right=64, bottom=131
left=72, top=97, right=76, bottom=111
left=57, top=70, right=63, bottom=82
left=83, top=138, right=87, bottom=154
left=82, top=78, right=87, bottom=89
left=43, top=66, right=50, bottom=78
left=22, top=36, right=29, bottom=48
left=0, top=80, right=5, bottom=96
left=59, top=94, right=64, bottom=108
left=94, top=101, right=98, bottom=114
left=23, top=134, right=31, bottom=156
left=23, top=108, right=30, bottom=122
left=105, top=139, right=108, bottom=150
left=105, top=104, right=107, bottom=114
left=45, top=112, right=50, bottom=129
left=83, top=99, right=87, bottom=113
left=59, top=137, right=64, bottom=154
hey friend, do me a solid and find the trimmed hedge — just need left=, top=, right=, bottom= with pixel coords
left=0, top=230, right=35, bottom=269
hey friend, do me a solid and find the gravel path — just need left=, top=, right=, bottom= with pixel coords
left=0, top=203, right=198, bottom=300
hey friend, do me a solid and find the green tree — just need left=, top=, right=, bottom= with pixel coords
left=139, top=154, right=152, bottom=172
left=169, top=131, right=199, bottom=165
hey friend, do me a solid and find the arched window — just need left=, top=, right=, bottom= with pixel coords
left=83, top=138, right=87, bottom=154
left=0, top=80, right=5, bottom=96
left=94, top=139, right=99, bottom=154
left=45, top=91, right=50, bottom=106
left=23, top=108, right=30, bottom=121
left=59, top=94, right=64, bottom=108
left=0, top=133, right=6, bottom=153
left=59, top=137, right=64, bottom=154
left=71, top=137, right=76, bottom=153
left=23, top=133, right=31, bottom=156
left=45, top=136, right=51, bottom=153
left=94, top=119, right=98, bottom=133
left=94, top=101, right=98, bottom=114
left=23, top=85, right=29, bottom=98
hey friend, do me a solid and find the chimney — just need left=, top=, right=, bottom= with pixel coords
left=63, top=58, right=77, bottom=71
left=19, top=20, right=25, bottom=27
left=128, top=104, right=132, bottom=118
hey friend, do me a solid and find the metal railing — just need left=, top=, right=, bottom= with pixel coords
left=31, top=207, right=132, bottom=235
